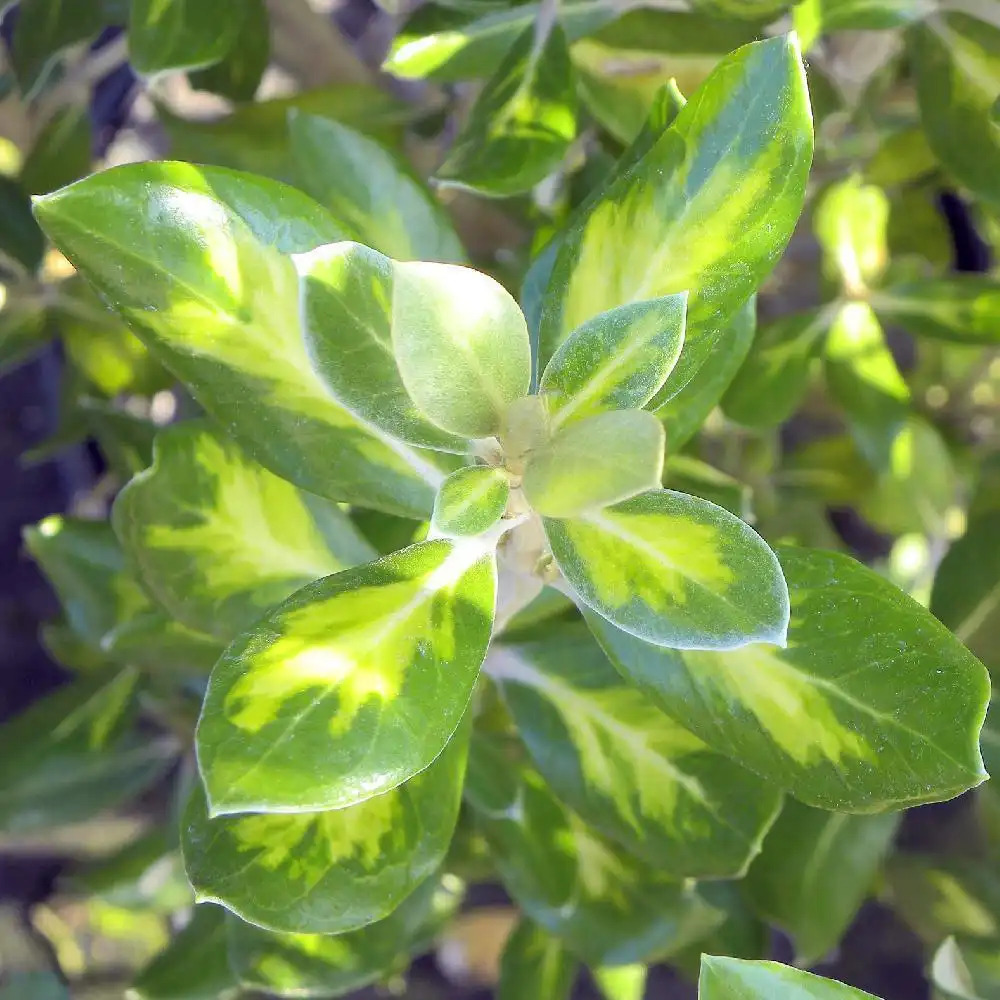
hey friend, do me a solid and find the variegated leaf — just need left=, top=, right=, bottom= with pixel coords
left=289, top=112, right=464, bottom=263
left=589, top=546, right=989, bottom=812
left=700, top=957, right=881, bottom=998
left=196, top=538, right=496, bottom=814
left=33, top=163, right=453, bottom=517
left=546, top=489, right=789, bottom=650
left=183, top=721, right=469, bottom=933
left=114, top=421, right=376, bottom=641
left=226, top=872, right=463, bottom=996
left=488, top=628, right=781, bottom=876
left=432, top=465, right=510, bottom=538
left=539, top=294, right=687, bottom=429
left=465, top=734, right=723, bottom=966
left=523, top=410, right=665, bottom=518
left=536, top=35, right=812, bottom=402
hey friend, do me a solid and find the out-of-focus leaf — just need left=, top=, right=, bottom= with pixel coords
left=20, top=104, right=92, bottom=196
left=813, top=176, right=889, bottom=293
left=189, top=0, right=269, bottom=101
left=497, top=919, right=578, bottom=1000
left=437, top=24, right=576, bottom=197
left=932, top=936, right=1000, bottom=1000
left=744, top=799, right=900, bottom=963
left=873, top=277, right=1000, bottom=345
left=290, top=113, right=464, bottom=262
left=0, top=296, right=49, bottom=373
left=0, top=176, right=44, bottom=273
left=129, top=0, right=243, bottom=75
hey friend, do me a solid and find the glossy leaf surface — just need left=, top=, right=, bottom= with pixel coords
left=197, top=538, right=495, bottom=814
left=290, top=113, right=464, bottom=262
left=184, top=723, right=468, bottom=934
left=540, top=294, right=687, bottom=428
left=226, top=873, right=462, bottom=996
left=546, top=489, right=789, bottom=650
left=536, top=35, right=812, bottom=400
left=744, top=799, right=899, bottom=963
left=523, top=410, right=665, bottom=518
left=114, top=421, right=375, bottom=641
left=700, top=957, right=880, bottom=998
left=436, top=24, right=576, bottom=197
left=432, top=465, right=510, bottom=537
left=488, top=630, right=782, bottom=876
left=590, top=545, right=989, bottom=811
left=34, top=162, right=450, bottom=517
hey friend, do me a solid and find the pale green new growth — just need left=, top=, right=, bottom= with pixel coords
left=433, top=466, right=511, bottom=537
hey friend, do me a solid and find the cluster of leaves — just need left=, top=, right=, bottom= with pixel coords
left=2, top=1, right=1000, bottom=999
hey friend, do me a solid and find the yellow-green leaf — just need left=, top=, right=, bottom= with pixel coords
left=113, top=421, right=376, bottom=642
left=432, top=465, right=510, bottom=537
left=523, top=410, right=665, bottom=518
left=196, top=538, right=496, bottom=814
left=546, top=489, right=788, bottom=650
left=183, top=722, right=469, bottom=934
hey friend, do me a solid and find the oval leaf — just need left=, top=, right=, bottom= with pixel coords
left=392, top=260, right=532, bottom=438
left=546, top=489, right=789, bottom=650
left=184, top=722, right=468, bottom=934
left=294, top=241, right=470, bottom=452
left=589, top=545, right=990, bottom=811
left=700, top=957, right=881, bottom=999
left=524, top=410, right=665, bottom=518
left=540, top=294, right=687, bottom=428
left=872, top=277, right=1000, bottom=345
left=488, top=629, right=782, bottom=877
left=196, top=538, right=496, bottom=815
left=432, top=465, right=510, bottom=537
left=536, top=34, right=812, bottom=401
left=130, top=0, right=243, bottom=74
left=33, top=162, right=452, bottom=518
left=114, top=421, right=376, bottom=641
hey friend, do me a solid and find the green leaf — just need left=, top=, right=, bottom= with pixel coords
left=129, top=0, right=243, bottom=75
left=872, top=277, right=1000, bottom=345
left=34, top=162, right=452, bottom=517
left=20, top=104, right=93, bottom=196
left=523, top=410, right=665, bottom=518
left=114, top=421, right=375, bottom=642
left=589, top=545, right=990, bottom=812
left=24, top=515, right=148, bottom=647
left=196, top=538, right=495, bottom=814
left=487, top=628, right=782, bottom=876
left=813, top=176, right=889, bottom=294
left=103, top=610, right=224, bottom=677
left=592, top=965, right=648, bottom=1000
left=911, top=13, right=1000, bottom=208
left=539, top=294, right=687, bottom=428
left=536, top=34, right=812, bottom=402
left=664, top=456, right=751, bottom=520
left=796, top=0, right=932, bottom=35
left=227, top=872, right=463, bottom=997
left=723, top=307, right=834, bottom=428
left=465, top=734, right=724, bottom=965
left=189, top=0, right=269, bottom=101
left=383, top=0, right=619, bottom=83
left=699, top=956, right=881, bottom=998
left=10, top=0, right=106, bottom=96
left=289, top=113, right=464, bottom=262
left=657, top=297, right=756, bottom=451
left=0, top=176, right=44, bottom=273
left=932, top=936, right=1000, bottom=1000
left=161, top=88, right=408, bottom=185
left=932, top=512, right=1000, bottom=674
left=744, top=799, right=900, bottom=963
left=436, top=23, right=577, bottom=197
left=546, top=489, right=788, bottom=650
left=130, top=904, right=238, bottom=1000
left=391, top=259, right=532, bottom=438
left=432, top=465, right=510, bottom=537
left=294, top=241, right=469, bottom=452
left=0, top=670, right=177, bottom=833
left=183, top=722, right=469, bottom=934
left=498, top=919, right=578, bottom=1000
left=824, top=301, right=910, bottom=470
